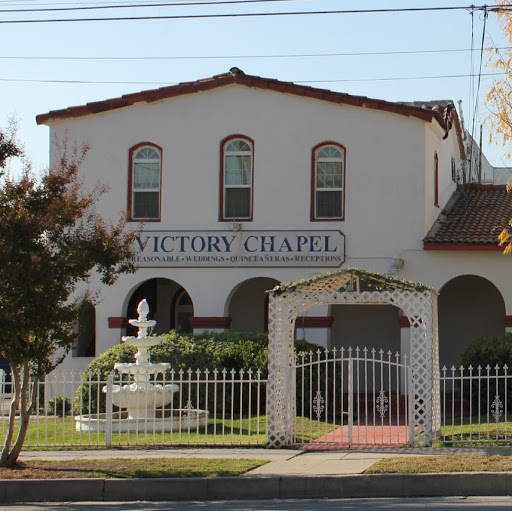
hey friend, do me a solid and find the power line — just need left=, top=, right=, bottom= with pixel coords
left=0, top=4, right=501, bottom=25
left=0, top=0, right=296, bottom=14
left=1, top=46, right=510, bottom=61
left=0, top=71, right=504, bottom=86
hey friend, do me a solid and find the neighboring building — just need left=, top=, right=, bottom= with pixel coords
left=36, top=68, right=512, bottom=374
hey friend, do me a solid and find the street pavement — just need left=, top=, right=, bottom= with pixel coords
left=5, top=497, right=512, bottom=511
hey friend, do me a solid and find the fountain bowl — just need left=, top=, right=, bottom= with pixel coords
left=108, top=382, right=178, bottom=419
left=75, top=408, right=209, bottom=433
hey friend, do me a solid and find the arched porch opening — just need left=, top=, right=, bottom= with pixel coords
left=72, top=301, right=96, bottom=357
left=439, top=274, right=505, bottom=368
left=330, top=304, right=401, bottom=354
left=226, top=277, right=280, bottom=332
left=125, top=278, right=194, bottom=336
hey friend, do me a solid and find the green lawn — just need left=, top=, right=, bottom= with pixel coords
left=0, top=458, right=269, bottom=479
left=0, top=415, right=338, bottom=449
left=366, top=455, right=512, bottom=474
left=436, top=416, right=512, bottom=446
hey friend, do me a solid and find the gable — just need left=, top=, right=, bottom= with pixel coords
left=35, top=68, right=464, bottom=157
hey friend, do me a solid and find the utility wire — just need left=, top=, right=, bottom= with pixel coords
left=0, top=71, right=504, bottom=86
left=1, top=46, right=510, bottom=61
left=471, top=7, right=488, bottom=140
left=0, top=4, right=501, bottom=24
left=0, top=0, right=297, bottom=14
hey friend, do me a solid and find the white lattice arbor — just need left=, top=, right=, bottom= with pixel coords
left=266, top=268, right=440, bottom=448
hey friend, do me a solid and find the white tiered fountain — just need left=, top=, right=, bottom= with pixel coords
left=112, top=299, right=177, bottom=419
left=75, top=299, right=208, bottom=433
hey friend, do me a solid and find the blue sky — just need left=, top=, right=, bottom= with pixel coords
left=0, top=0, right=508, bottom=171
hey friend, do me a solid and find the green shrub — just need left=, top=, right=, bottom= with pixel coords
left=460, top=333, right=512, bottom=369
left=74, top=331, right=325, bottom=416
left=47, top=396, right=72, bottom=417
left=459, top=333, right=512, bottom=412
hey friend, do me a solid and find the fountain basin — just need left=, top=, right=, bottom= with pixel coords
left=107, top=383, right=178, bottom=419
left=114, top=362, right=171, bottom=375
left=75, top=408, right=209, bottom=433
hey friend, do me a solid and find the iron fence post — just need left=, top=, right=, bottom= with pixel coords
left=105, top=373, right=113, bottom=448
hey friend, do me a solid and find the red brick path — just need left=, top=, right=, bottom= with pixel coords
left=303, top=424, right=410, bottom=450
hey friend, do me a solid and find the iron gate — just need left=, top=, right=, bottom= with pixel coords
left=294, top=346, right=411, bottom=447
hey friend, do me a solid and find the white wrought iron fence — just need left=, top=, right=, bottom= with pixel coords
left=435, top=364, right=512, bottom=445
left=294, top=347, right=410, bottom=447
left=0, top=368, right=267, bottom=448
left=7, top=360, right=512, bottom=449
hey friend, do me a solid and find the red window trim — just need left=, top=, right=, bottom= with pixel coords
left=219, top=134, right=254, bottom=222
left=434, top=152, right=439, bottom=208
left=310, top=141, right=346, bottom=222
left=127, top=142, right=163, bottom=222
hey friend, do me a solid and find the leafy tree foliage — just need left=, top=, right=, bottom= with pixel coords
left=487, top=2, right=512, bottom=153
left=0, top=129, right=137, bottom=467
left=487, top=3, right=512, bottom=253
left=0, top=121, right=22, bottom=173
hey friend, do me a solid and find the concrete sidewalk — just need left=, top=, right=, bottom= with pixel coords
left=5, top=445, right=512, bottom=503
left=18, top=445, right=512, bottom=476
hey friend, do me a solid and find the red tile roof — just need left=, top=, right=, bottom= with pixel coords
left=423, top=184, right=512, bottom=250
left=35, top=68, right=463, bottom=156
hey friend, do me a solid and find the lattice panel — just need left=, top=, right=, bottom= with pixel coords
left=267, top=284, right=438, bottom=448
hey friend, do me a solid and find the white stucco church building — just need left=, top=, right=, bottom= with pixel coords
left=35, top=67, right=512, bottom=375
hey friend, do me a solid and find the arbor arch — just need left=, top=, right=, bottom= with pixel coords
left=266, top=268, right=438, bottom=448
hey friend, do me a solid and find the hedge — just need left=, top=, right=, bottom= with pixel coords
left=75, top=331, right=325, bottom=416
left=459, top=333, right=512, bottom=412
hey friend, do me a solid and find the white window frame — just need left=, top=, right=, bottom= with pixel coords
left=131, top=145, right=161, bottom=221
left=222, top=137, right=253, bottom=221
left=313, top=143, right=345, bottom=220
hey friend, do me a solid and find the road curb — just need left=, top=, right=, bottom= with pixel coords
left=2, top=473, right=512, bottom=502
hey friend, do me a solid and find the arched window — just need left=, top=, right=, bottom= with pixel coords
left=129, top=144, right=162, bottom=220
left=434, top=152, right=439, bottom=208
left=312, top=143, right=345, bottom=220
left=220, top=136, right=253, bottom=221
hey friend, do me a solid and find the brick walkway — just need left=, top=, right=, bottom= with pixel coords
left=304, top=424, right=410, bottom=449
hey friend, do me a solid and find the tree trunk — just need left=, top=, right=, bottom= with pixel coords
left=0, top=365, right=20, bottom=467
left=0, top=361, right=39, bottom=468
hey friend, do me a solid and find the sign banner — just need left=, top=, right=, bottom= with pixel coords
left=134, top=230, right=345, bottom=268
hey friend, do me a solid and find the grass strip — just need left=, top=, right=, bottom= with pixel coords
left=366, top=455, right=512, bottom=474
left=0, top=457, right=268, bottom=479
left=1, top=415, right=336, bottom=449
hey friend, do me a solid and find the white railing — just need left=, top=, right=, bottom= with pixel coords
left=435, top=364, right=512, bottom=445
left=5, top=360, right=512, bottom=449
left=0, top=368, right=267, bottom=448
left=294, top=347, right=410, bottom=447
